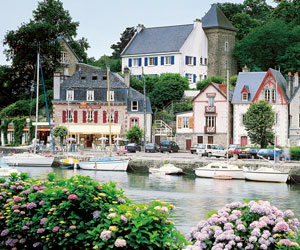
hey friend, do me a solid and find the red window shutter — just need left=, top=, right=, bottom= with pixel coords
left=74, top=111, right=78, bottom=123
left=83, top=111, right=87, bottom=123
left=103, top=110, right=107, bottom=123
left=62, top=110, right=66, bottom=123
left=114, top=111, right=118, bottom=123
left=94, top=111, right=98, bottom=123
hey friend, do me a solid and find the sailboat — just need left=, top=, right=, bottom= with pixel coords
left=79, top=66, right=129, bottom=171
left=3, top=48, right=54, bottom=167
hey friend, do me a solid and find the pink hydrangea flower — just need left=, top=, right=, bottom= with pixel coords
left=114, top=239, right=126, bottom=247
left=68, top=194, right=78, bottom=200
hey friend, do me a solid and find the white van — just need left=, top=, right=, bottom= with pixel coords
left=196, top=144, right=227, bottom=157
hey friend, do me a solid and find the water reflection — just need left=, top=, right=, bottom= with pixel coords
left=14, top=167, right=300, bottom=235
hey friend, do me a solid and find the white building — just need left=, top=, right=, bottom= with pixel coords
left=121, top=4, right=237, bottom=89
left=232, top=68, right=289, bottom=147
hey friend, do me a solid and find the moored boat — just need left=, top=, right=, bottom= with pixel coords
left=243, top=167, right=290, bottom=183
left=3, top=153, right=54, bottom=167
left=195, top=162, right=244, bottom=180
left=59, top=157, right=79, bottom=169
left=79, top=157, right=129, bottom=171
left=149, top=164, right=184, bottom=175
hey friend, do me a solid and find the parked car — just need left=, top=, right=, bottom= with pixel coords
left=239, top=148, right=252, bottom=159
left=209, top=145, right=227, bottom=158
left=257, top=148, right=282, bottom=160
left=228, top=147, right=241, bottom=158
left=190, top=144, right=198, bottom=154
left=247, top=148, right=260, bottom=159
left=160, top=141, right=179, bottom=153
left=196, top=144, right=218, bottom=156
left=125, top=143, right=141, bottom=153
left=145, top=143, right=160, bottom=153
left=228, top=144, right=241, bottom=149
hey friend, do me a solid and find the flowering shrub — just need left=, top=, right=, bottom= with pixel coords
left=0, top=173, right=185, bottom=249
left=185, top=200, right=300, bottom=250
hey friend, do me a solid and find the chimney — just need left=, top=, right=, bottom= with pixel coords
left=193, top=18, right=202, bottom=28
left=124, top=67, right=130, bottom=88
left=53, top=72, right=61, bottom=100
left=242, top=64, right=250, bottom=72
left=136, top=24, right=145, bottom=33
left=294, top=72, right=299, bottom=91
left=286, top=72, right=293, bottom=98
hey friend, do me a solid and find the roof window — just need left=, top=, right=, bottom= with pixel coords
left=92, top=76, right=98, bottom=80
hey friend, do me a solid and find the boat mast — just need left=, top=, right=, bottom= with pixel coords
left=107, top=66, right=112, bottom=157
left=34, top=45, right=40, bottom=154
left=226, top=66, right=229, bottom=163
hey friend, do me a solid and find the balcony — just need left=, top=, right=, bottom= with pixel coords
left=205, top=106, right=216, bottom=113
left=204, top=126, right=216, bottom=134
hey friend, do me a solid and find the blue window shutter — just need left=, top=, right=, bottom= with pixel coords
left=185, top=73, right=188, bottom=79
left=138, top=75, right=142, bottom=80
left=171, top=56, right=175, bottom=65
left=145, top=57, right=148, bottom=66
left=185, top=56, right=188, bottom=65
left=194, top=57, right=196, bottom=66
left=128, top=58, right=132, bottom=67
left=193, top=74, right=196, bottom=83
left=155, top=57, right=158, bottom=66
left=138, top=58, right=142, bottom=66
left=161, top=56, right=164, bottom=65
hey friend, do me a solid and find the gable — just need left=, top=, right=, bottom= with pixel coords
left=252, top=69, right=288, bottom=105
left=193, top=83, right=226, bottom=102
left=241, top=85, right=249, bottom=93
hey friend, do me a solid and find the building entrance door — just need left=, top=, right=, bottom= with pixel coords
left=186, top=139, right=191, bottom=150
left=241, top=136, right=247, bottom=147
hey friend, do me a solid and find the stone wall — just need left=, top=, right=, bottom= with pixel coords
left=204, top=28, right=237, bottom=79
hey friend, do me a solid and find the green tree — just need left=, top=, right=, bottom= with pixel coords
left=111, top=27, right=136, bottom=59
left=126, top=126, right=143, bottom=143
left=244, top=100, right=275, bottom=148
left=196, top=76, right=224, bottom=90
left=88, top=55, right=121, bottom=72
left=53, top=126, right=68, bottom=145
left=149, top=74, right=189, bottom=110
left=170, top=98, right=193, bottom=114
left=230, top=75, right=238, bottom=88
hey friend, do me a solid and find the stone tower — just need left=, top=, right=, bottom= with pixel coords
left=202, top=4, right=237, bottom=79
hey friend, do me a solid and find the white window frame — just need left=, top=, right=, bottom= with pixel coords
left=187, top=56, right=193, bottom=65
left=131, top=101, right=138, bottom=111
left=67, top=110, right=74, bottom=122
left=87, top=90, right=94, bottom=101
left=107, top=91, right=114, bottom=102
left=87, top=110, right=94, bottom=122
left=182, top=117, right=189, bottom=128
left=165, top=56, right=171, bottom=65
left=131, top=118, right=138, bottom=127
left=242, top=114, right=246, bottom=125
left=199, top=74, right=202, bottom=81
left=149, top=57, right=155, bottom=66
left=242, top=93, right=248, bottom=101
left=206, top=116, right=216, bottom=127
left=61, top=51, right=69, bottom=64
left=186, top=73, right=193, bottom=83
left=208, top=96, right=215, bottom=106
left=107, top=111, right=114, bottom=123
left=265, top=89, right=270, bottom=101
left=66, top=89, right=74, bottom=101
left=133, top=58, right=139, bottom=67
left=204, top=75, right=207, bottom=80
left=204, top=58, right=208, bottom=65
left=272, top=89, right=276, bottom=102
left=200, top=57, right=203, bottom=65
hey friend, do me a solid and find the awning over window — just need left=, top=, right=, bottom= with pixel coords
left=61, top=124, right=121, bottom=135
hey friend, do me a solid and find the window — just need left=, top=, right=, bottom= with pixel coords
left=186, top=56, right=193, bottom=65
left=132, top=101, right=138, bottom=111
left=87, top=111, right=94, bottom=122
left=199, top=75, right=202, bottom=81
left=81, top=76, right=86, bottom=80
left=204, top=75, right=207, bottom=80
left=272, top=89, right=276, bottom=102
left=242, top=114, right=246, bottom=125
left=131, top=118, right=138, bottom=127
left=208, top=96, right=215, bottom=106
left=165, top=56, right=171, bottom=65
left=107, top=91, right=114, bottom=101
left=92, top=76, right=98, bottom=80
left=67, top=110, right=73, bottom=122
left=61, top=51, right=69, bottom=64
left=133, top=58, right=139, bottom=67
left=197, top=136, right=203, bottom=144
left=149, top=57, right=155, bottom=66
left=66, top=89, right=74, bottom=101
left=275, top=113, right=278, bottom=125
left=186, top=73, right=193, bottom=83
left=204, top=58, right=208, bottom=65
left=208, top=136, right=214, bottom=144
left=107, top=111, right=114, bottom=123
left=87, top=90, right=94, bottom=101
left=182, top=117, right=189, bottom=128
left=242, top=93, right=248, bottom=101
left=206, top=116, right=216, bottom=127
left=102, top=76, right=107, bottom=81
left=265, top=89, right=270, bottom=101
left=200, top=57, right=203, bottom=65
left=225, top=42, right=228, bottom=52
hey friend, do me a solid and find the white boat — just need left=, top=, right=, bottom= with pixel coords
left=149, top=164, right=184, bottom=175
left=195, top=162, right=244, bottom=180
left=79, top=157, right=129, bottom=171
left=243, top=167, right=290, bottom=183
left=3, top=153, right=54, bottom=167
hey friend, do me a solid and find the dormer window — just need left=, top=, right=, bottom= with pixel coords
left=92, top=76, right=98, bottom=80
left=81, top=76, right=86, bottom=80
left=66, top=89, right=74, bottom=101
left=242, top=93, right=248, bottom=101
left=107, top=91, right=114, bottom=102
left=102, top=76, right=107, bottom=81
left=265, top=89, right=270, bottom=101
left=87, top=90, right=94, bottom=101
left=132, top=101, right=138, bottom=111
left=61, top=51, right=69, bottom=64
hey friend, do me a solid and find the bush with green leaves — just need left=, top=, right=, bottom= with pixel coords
left=126, top=126, right=144, bottom=143
left=0, top=173, right=185, bottom=250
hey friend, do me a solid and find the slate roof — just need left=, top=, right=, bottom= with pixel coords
left=202, top=4, right=237, bottom=32
left=289, top=85, right=300, bottom=103
left=232, top=72, right=267, bottom=104
left=121, top=24, right=194, bottom=56
left=270, top=68, right=289, bottom=102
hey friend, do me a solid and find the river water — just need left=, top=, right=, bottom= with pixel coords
left=13, top=167, right=300, bottom=236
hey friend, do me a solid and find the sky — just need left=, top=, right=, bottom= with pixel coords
left=0, top=0, right=276, bottom=66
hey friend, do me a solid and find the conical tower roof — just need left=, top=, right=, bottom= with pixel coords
left=202, top=3, right=237, bottom=32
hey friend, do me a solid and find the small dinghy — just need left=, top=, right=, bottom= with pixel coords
left=149, top=164, right=184, bottom=175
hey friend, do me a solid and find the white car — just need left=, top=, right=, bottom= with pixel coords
left=196, top=144, right=227, bottom=158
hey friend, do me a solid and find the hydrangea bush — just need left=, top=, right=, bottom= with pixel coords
left=185, top=200, right=300, bottom=250
left=0, top=173, right=186, bottom=250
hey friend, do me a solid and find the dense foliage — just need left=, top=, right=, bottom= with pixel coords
left=185, top=200, right=300, bottom=250
left=244, top=100, right=275, bottom=148
left=126, top=126, right=144, bottom=143
left=196, top=76, right=225, bottom=91
left=0, top=173, right=185, bottom=249
left=171, top=98, right=193, bottom=114
left=12, top=117, right=27, bottom=146
left=53, top=126, right=68, bottom=145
